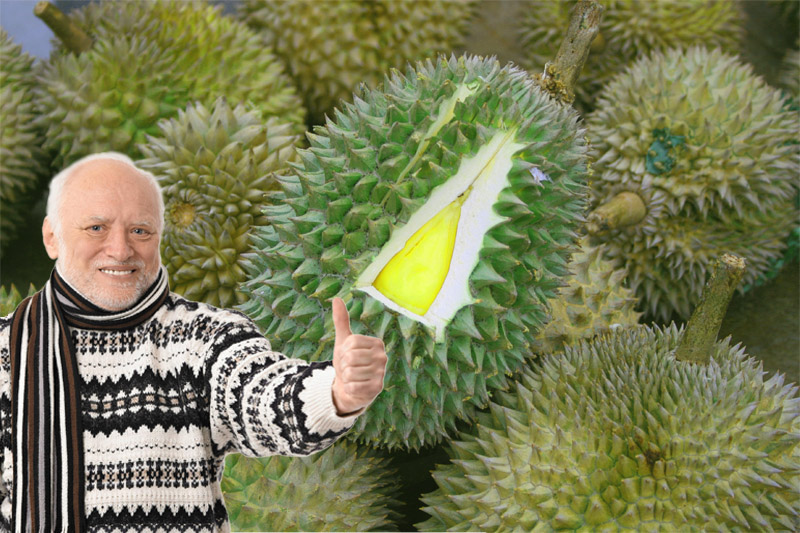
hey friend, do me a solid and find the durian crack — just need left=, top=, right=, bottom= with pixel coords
left=358, top=128, right=524, bottom=342
left=384, top=81, right=480, bottom=194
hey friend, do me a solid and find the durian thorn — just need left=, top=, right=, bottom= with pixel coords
left=585, top=191, right=647, bottom=234
left=34, top=1, right=92, bottom=53
left=675, top=253, right=746, bottom=365
left=536, top=0, right=604, bottom=105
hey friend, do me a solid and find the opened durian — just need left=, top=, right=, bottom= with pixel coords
left=519, top=0, right=742, bottom=111
left=237, top=0, right=476, bottom=126
left=0, top=283, right=37, bottom=317
left=221, top=441, right=400, bottom=532
left=418, top=323, right=800, bottom=531
left=532, top=236, right=640, bottom=355
left=137, top=98, right=301, bottom=308
left=585, top=46, right=799, bottom=322
left=239, top=54, right=588, bottom=450
left=35, top=0, right=304, bottom=169
left=1, top=30, right=48, bottom=253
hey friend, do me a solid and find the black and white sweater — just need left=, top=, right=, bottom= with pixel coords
left=0, top=293, right=357, bottom=532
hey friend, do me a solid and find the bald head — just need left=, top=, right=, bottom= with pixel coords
left=46, top=152, right=165, bottom=240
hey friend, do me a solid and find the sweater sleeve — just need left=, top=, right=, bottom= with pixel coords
left=205, top=311, right=358, bottom=458
left=0, top=320, right=12, bottom=529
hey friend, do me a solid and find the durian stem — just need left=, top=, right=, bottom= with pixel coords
left=536, top=0, right=604, bottom=104
left=34, top=1, right=92, bottom=54
left=586, top=191, right=647, bottom=234
left=675, top=254, right=746, bottom=364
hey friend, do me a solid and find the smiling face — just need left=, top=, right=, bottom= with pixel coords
left=42, top=158, right=163, bottom=311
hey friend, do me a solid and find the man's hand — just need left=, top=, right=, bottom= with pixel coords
left=331, top=297, right=387, bottom=415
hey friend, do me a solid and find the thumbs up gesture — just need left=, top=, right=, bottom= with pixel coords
left=331, top=297, right=387, bottom=416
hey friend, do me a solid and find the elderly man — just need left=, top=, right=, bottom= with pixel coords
left=0, top=152, right=387, bottom=531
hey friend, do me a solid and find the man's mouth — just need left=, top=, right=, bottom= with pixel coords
left=99, top=269, right=136, bottom=276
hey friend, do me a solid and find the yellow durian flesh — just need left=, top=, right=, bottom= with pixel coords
left=373, top=193, right=467, bottom=316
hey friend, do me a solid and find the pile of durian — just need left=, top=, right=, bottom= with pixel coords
left=1, top=0, right=798, bottom=530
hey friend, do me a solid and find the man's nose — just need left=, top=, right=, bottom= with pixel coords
left=105, top=227, right=134, bottom=260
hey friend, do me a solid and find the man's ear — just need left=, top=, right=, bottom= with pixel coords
left=42, top=217, right=59, bottom=260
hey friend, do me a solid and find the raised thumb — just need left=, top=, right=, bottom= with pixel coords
left=332, top=297, right=352, bottom=347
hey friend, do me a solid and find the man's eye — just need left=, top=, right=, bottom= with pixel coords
left=132, top=228, right=149, bottom=236
left=89, top=225, right=103, bottom=232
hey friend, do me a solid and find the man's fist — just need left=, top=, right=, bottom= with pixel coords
left=331, top=297, right=387, bottom=415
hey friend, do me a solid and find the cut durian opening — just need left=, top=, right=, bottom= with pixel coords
left=356, top=129, right=525, bottom=342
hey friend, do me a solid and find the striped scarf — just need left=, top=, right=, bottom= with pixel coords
left=9, top=266, right=169, bottom=532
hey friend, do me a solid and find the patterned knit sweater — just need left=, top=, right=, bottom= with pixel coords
left=0, top=293, right=358, bottom=532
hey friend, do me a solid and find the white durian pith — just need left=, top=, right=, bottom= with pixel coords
left=357, top=128, right=524, bottom=341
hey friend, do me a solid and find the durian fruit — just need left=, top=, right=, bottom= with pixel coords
left=585, top=46, right=799, bottom=322
left=0, top=283, right=37, bottom=317
left=519, top=0, right=743, bottom=111
left=237, top=0, right=476, bottom=126
left=239, top=54, right=588, bottom=450
left=221, top=441, right=400, bottom=532
left=138, top=98, right=301, bottom=309
left=532, top=236, right=640, bottom=355
left=418, top=323, right=800, bottom=531
left=779, top=44, right=800, bottom=99
left=35, top=0, right=304, bottom=169
left=1, top=30, right=48, bottom=253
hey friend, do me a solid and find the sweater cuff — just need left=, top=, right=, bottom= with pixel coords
left=297, top=364, right=361, bottom=436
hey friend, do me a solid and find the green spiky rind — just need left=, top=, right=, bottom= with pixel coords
left=239, top=54, right=589, bottom=450
left=778, top=46, right=800, bottom=100
left=221, top=440, right=400, bottom=532
left=519, top=0, right=743, bottom=111
left=1, top=30, right=48, bottom=252
left=237, top=0, right=477, bottom=125
left=0, top=283, right=37, bottom=317
left=36, top=0, right=304, bottom=169
left=586, top=46, right=800, bottom=322
left=419, top=323, right=800, bottom=531
left=532, top=236, right=641, bottom=355
left=137, top=98, right=300, bottom=308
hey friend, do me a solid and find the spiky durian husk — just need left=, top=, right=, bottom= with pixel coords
left=586, top=47, right=799, bottom=322
left=419, top=324, right=800, bottom=531
left=532, top=236, right=640, bottom=355
left=137, top=98, right=300, bottom=308
left=239, top=54, right=588, bottom=450
left=221, top=441, right=400, bottom=532
left=1, top=30, right=48, bottom=253
left=36, top=0, right=304, bottom=169
left=237, top=0, right=476, bottom=126
left=0, top=283, right=37, bottom=317
left=779, top=46, right=800, bottom=99
left=519, top=0, right=742, bottom=111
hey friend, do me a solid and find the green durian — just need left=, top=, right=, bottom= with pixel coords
left=36, top=0, right=304, bottom=169
left=585, top=46, right=799, bottom=322
left=0, top=283, right=37, bottom=317
left=239, top=54, right=588, bottom=450
left=532, top=236, right=641, bottom=355
left=519, top=0, right=743, bottom=111
left=221, top=441, right=400, bottom=532
left=779, top=45, right=800, bottom=99
left=419, top=324, right=800, bottom=531
left=237, top=0, right=476, bottom=126
left=1, top=30, right=48, bottom=253
left=137, top=98, right=301, bottom=309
